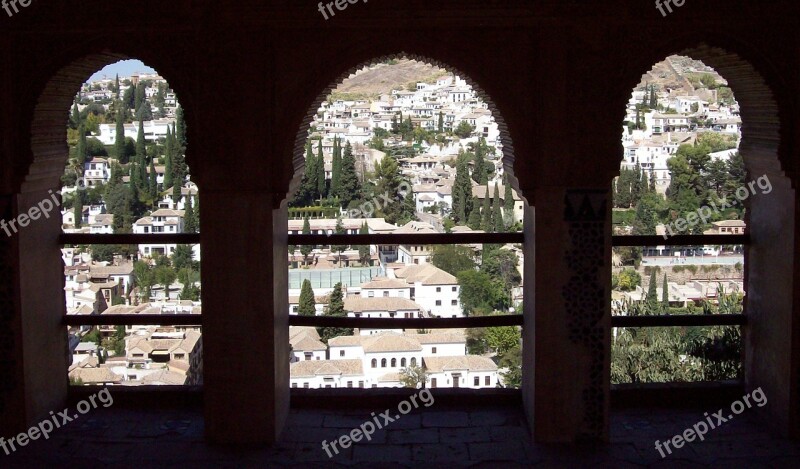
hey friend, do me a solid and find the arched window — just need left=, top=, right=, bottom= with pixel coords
left=59, top=59, right=201, bottom=387
left=371, top=358, right=377, bottom=368
left=611, top=54, right=747, bottom=385
left=284, top=56, right=524, bottom=391
left=401, top=358, right=406, bottom=367
left=381, top=358, right=387, bottom=368
left=411, top=357, right=417, bottom=367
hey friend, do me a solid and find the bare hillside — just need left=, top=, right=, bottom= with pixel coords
left=330, top=58, right=450, bottom=100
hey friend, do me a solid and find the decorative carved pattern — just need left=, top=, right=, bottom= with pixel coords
left=562, top=189, right=607, bottom=439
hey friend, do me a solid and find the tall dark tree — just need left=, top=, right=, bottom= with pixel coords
left=70, top=102, right=81, bottom=129
left=661, top=273, right=669, bottom=311
left=646, top=270, right=658, bottom=313
left=472, top=138, right=489, bottom=185
left=300, top=216, right=313, bottom=265
left=75, top=124, right=88, bottom=167
left=175, top=105, right=187, bottom=151
left=452, top=152, right=473, bottom=224
left=171, top=123, right=188, bottom=201
left=330, top=136, right=342, bottom=199
left=184, top=197, right=197, bottom=233
left=134, top=82, right=146, bottom=114
left=492, top=184, right=504, bottom=232
left=114, top=74, right=121, bottom=99
left=467, top=196, right=482, bottom=230
left=338, top=141, right=361, bottom=207
left=437, top=111, right=444, bottom=133
left=331, top=215, right=347, bottom=264
left=73, top=203, right=82, bottom=228
left=316, top=140, right=326, bottom=200
left=148, top=158, right=158, bottom=200
left=318, top=283, right=352, bottom=342
left=480, top=188, right=492, bottom=232
left=298, top=279, right=316, bottom=316
left=503, top=177, right=515, bottom=229
left=358, top=222, right=371, bottom=266
left=114, top=108, right=127, bottom=162
left=164, top=126, right=174, bottom=189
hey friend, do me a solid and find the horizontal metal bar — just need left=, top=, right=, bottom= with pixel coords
left=60, top=233, right=201, bottom=245
left=612, top=235, right=749, bottom=247
left=611, top=314, right=746, bottom=327
left=288, top=232, right=524, bottom=246
left=289, top=314, right=523, bottom=329
left=63, top=314, right=202, bottom=326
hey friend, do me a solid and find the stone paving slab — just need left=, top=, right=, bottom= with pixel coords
left=3, top=405, right=800, bottom=466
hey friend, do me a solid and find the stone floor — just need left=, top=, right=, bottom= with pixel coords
left=3, top=404, right=800, bottom=467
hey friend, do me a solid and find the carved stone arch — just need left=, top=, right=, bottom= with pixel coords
left=285, top=52, right=520, bottom=204
left=26, top=51, right=199, bottom=195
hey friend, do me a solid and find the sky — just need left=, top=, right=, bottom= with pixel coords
left=87, top=59, right=157, bottom=82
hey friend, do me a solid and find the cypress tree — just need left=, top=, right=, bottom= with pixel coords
left=316, top=140, right=326, bottom=200
left=135, top=119, right=146, bottom=164
left=467, top=196, right=482, bottom=230
left=358, top=222, right=370, bottom=265
left=472, top=138, right=488, bottom=185
left=452, top=152, right=473, bottom=224
left=70, top=102, right=81, bottom=130
left=115, top=74, right=121, bottom=100
left=73, top=203, right=82, bottom=228
left=661, top=273, right=669, bottom=312
left=114, top=108, right=126, bottom=162
left=175, top=105, right=187, bottom=151
left=75, top=124, right=88, bottom=167
left=318, top=282, right=353, bottom=342
left=184, top=197, right=197, bottom=233
left=480, top=187, right=492, bottom=232
left=649, top=170, right=657, bottom=192
left=331, top=136, right=342, bottom=199
left=503, top=176, right=515, bottom=229
left=298, top=279, right=316, bottom=316
left=646, top=270, right=658, bottom=313
left=492, top=183, right=503, bottom=232
left=300, top=216, right=313, bottom=265
left=438, top=111, right=444, bottom=133
left=164, top=126, right=173, bottom=189
left=338, top=141, right=361, bottom=207
left=148, top=158, right=158, bottom=200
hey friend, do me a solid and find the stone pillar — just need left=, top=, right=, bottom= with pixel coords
left=745, top=169, right=797, bottom=436
left=202, top=189, right=289, bottom=444
left=523, top=187, right=611, bottom=442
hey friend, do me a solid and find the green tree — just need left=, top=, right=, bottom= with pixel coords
left=184, top=197, right=197, bottom=233
left=300, top=217, right=313, bottom=266
left=330, top=136, right=342, bottom=199
left=75, top=124, right=88, bottom=167
left=491, top=184, right=503, bottom=232
left=358, top=222, right=371, bottom=266
left=134, top=260, right=154, bottom=300
left=298, top=279, right=316, bottom=316
left=114, top=108, right=127, bottom=162
left=662, top=273, right=669, bottom=311
left=457, top=270, right=505, bottom=316
left=481, top=249, right=521, bottom=300
left=148, top=159, right=158, bottom=200
left=314, top=140, right=326, bottom=200
left=430, top=244, right=477, bottom=276
left=373, top=157, right=413, bottom=224
left=646, top=270, right=658, bottom=313
left=318, top=282, right=352, bottom=342
left=617, top=269, right=641, bottom=291
left=70, top=101, right=81, bottom=129
left=399, top=364, right=429, bottom=389
left=503, top=177, right=515, bottom=229
left=73, top=202, right=82, bottom=228
left=437, top=111, right=444, bottom=133
left=454, top=121, right=475, bottom=138
left=172, top=245, right=195, bottom=270
left=163, top=126, right=174, bottom=189
left=486, top=326, right=520, bottom=356
left=332, top=215, right=347, bottom=264
left=451, top=152, right=473, bottom=224
left=338, top=141, right=361, bottom=207
left=467, top=196, right=482, bottom=230
left=480, top=189, right=492, bottom=232
left=175, top=105, right=187, bottom=151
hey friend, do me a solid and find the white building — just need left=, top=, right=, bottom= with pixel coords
left=133, top=209, right=185, bottom=257
left=391, top=263, right=462, bottom=318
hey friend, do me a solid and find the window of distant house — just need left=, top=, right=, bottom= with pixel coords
left=371, top=359, right=377, bottom=368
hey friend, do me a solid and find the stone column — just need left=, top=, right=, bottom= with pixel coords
left=202, top=189, right=289, bottom=444
left=523, top=187, right=611, bottom=442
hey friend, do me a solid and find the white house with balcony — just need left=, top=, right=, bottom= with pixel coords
left=83, top=158, right=111, bottom=186
left=133, top=209, right=185, bottom=257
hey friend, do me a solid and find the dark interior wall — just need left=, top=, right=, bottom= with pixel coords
left=0, top=0, right=798, bottom=442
